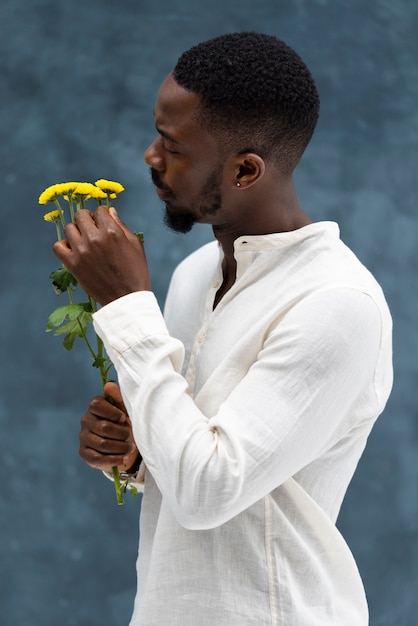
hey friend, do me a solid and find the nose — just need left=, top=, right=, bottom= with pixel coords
left=144, top=137, right=165, bottom=171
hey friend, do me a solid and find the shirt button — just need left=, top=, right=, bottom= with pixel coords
left=197, top=333, right=205, bottom=344
left=212, top=280, right=220, bottom=288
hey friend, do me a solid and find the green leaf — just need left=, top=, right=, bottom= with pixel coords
left=49, top=268, right=77, bottom=295
left=49, top=310, right=93, bottom=352
left=46, top=304, right=86, bottom=331
left=121, top=481, right=139, bottom=496
left=133, top=231, right=144, bottom=243
left=92, top=356, right=111, bottom=369
left=52, top=310, right=92, bottom=335
left=53, top=317, right=83, bottom=337
left=62, top=331, right=77, bottom=351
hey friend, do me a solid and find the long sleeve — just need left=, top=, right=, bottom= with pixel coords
left=93, top=286, right=386, bottom=530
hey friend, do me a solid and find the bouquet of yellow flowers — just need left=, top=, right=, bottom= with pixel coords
left=40, top=179, right=138, bottom=505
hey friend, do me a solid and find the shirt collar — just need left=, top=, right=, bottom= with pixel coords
left=229, top=222, right=340, bottom=280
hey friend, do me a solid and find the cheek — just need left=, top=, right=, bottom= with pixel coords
left=168, top=161, right=196, bottom=190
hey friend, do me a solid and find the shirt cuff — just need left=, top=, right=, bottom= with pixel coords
left=93, top=291, right=168, bottom=360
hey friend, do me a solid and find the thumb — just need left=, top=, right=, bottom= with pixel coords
left=103, top=381, right=125, bottom=412
left=109, top=206, right=130, bottom=234
left=109, top=206, right=143, bottom=245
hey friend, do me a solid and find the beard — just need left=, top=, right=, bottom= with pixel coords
left=150, top=167, right=223, bottom=234
left=163, top=210, right=195, bottom=234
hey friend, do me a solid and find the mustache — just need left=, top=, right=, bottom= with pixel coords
left=150, top=168, right=173, bottom=195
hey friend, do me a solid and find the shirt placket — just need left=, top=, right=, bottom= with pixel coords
left=184, top=274, right=223, bottom=396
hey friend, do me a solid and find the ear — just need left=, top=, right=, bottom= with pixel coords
left=234, top=153, right=266, bottom=188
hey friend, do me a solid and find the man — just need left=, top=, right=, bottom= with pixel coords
left=54, top=32, right=393, bottom=625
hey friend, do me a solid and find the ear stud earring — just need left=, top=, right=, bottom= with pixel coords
left=236, top=182, right=241, bottom=187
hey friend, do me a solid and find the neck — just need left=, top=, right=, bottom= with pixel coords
left=213, top=177, right=312, bottom=277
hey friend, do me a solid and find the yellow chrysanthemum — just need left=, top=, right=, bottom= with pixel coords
left=43, top=209, right=62, bottom=222
left=73, top=182, right=99, bottom=198
left=59, top=182, right=79, bottom=197
left=39, top=184, right=62, bottom=205
left=89, top=187, right=108, bottom=200
left=94, top=179, right=125, bottom=195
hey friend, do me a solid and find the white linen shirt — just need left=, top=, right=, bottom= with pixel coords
left=93, top=222, right=393, bottom=626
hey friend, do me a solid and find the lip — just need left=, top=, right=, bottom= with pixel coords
left=156, top=187, right=174, bottom=201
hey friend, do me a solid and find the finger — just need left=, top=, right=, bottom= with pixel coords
left=88, top=395, right=126, bottom=423
left=53, top=222, right=83, bottom=264
left=108, top=207, right=141, bottom=244
left=93, top=205, right=122, bottom=231
left=53, top=237, right=72, bottom=261
left=73, top=208, right=97, bottom=232
left=108, top=206, right=128, bottom=231
left=80, top=446, right=128, bottom=471
left=80, top=433, right=137, bottom=471
left=83, top=431, right=133, bottom=455
left=83, top=412, right=131, bottom=440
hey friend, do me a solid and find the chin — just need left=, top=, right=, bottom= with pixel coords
left=164, top=208, right=195, bottom=234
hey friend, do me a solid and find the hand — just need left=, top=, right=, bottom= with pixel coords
left=53, top=206, right=151, bottom=306
left=79, top=381, right=141, bottom=473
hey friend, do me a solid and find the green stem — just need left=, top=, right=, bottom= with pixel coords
left=88, top=297, right=107, bottom=386
left=67, top=290, right=97, bottom=361
left=68, top=196, right=75, bottom=223
left=54, top=221, right=62, bottom=241
left=88, top=296, right=123, bottom=505
left=112, top=466, right=125, bottom=505
left=53, top=199, right=66, bottom=231
left=96, top=336, right=108, bottom=389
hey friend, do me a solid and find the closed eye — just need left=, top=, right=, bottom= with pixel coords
left=161, top=140, right=179, bottom=155
left=156, top=126, right=181, bottom=155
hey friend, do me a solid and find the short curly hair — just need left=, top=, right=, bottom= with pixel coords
left=173, top=32, right=320, bottom=174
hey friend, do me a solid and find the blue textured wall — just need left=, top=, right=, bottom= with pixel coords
left=1, top=1, right=417, bottom=624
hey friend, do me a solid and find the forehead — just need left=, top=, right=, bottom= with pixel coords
left=154, top=73, right=212, bottom=143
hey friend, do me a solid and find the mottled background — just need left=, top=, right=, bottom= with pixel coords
left=1, top=0, right=417, bottom=624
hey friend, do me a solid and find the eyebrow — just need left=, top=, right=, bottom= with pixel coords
left=156, top=126, right=180, bottom=144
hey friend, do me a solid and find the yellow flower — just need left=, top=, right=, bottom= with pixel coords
left=59, top=182, right=79, bottom=198
left=39, top=184, right=62, bottom=205
left=73, top=182, right=99, bottom=198
left=89, top=187, right=108, bottom=200
left=43, top=209, right=62, bottom=222
left=94, top=179, right=125, bottom=195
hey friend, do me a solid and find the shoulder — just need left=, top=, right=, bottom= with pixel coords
left=171, top=241, right=220, bottom=282
left=163, top=241, right=220, bottom=324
